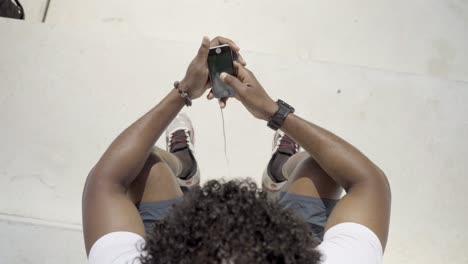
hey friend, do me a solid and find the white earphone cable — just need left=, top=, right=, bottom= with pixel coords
left=220, top=107, right=232, bottom=178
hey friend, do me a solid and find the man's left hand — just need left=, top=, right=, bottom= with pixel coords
left=181, top=36, right=246, bottom=101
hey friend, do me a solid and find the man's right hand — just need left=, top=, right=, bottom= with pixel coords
left=211, top=60, right=391, bottom=251
left=211, top=62, right=279, bottom=121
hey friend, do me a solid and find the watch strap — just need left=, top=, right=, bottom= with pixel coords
left=267, top=100, right=294, bottom=130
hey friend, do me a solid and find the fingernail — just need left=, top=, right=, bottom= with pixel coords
left=220, top=72, right=227, bottom=80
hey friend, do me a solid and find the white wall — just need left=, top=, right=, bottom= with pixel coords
left=1, top=1, right=467, bottom=263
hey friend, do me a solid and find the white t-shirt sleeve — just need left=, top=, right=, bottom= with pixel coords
left=317, top=222, right=383, bottom=264
left=88, top=223, right=383, bottom=264
left=88, top=232, right=146, bottom=264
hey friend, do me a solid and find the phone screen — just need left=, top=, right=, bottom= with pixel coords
left=208, top=45, right=236, bottom=98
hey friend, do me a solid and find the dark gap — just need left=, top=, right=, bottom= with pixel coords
left=41, top=0, right=51, bottom=22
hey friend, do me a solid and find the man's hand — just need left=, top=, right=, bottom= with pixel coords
left=181, top=36, right=246, bottom=101
left=214, top=62, right=278, bottom=121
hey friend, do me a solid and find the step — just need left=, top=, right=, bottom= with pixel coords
left=0, top=219, right=85, bottom=264
left=44, top=0, right=468, bottom=82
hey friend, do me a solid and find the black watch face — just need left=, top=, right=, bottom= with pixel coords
left=277, top=105, right=289, bottom=117
left=278, top=99, right=294, bottom=113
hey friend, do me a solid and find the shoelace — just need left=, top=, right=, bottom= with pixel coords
left=277, top=134, right=300, bottom=154
left=168, top=129, right=190, bottom=152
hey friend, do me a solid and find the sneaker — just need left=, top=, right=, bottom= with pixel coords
left=165, top=112, right=200, bottom=188
left=262, top=130, right=300, bottom=192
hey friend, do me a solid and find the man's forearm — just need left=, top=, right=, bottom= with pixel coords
left=91, top=89, right=185, bottom=186
left=281, top=113, right=385, bottom=190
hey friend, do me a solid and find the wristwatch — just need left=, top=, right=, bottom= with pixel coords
left=267, top=99, right=295, bottom=131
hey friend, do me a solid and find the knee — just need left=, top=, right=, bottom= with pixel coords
left=294, top=156, right=322, bottom=177
left=287, top=156, right=342, bottom=200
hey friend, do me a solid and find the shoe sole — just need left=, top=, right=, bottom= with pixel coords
left=176, top=165, right=200, bottom=188
left=262, top=167, right=287, bottom=192
left=261, top=130, right=291, bottom=192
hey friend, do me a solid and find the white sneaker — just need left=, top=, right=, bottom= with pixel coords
left=262, top=130, right=300, bottom=192
left=165, top=112, right=200, bottom=188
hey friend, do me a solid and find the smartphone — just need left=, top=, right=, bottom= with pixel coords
left=208, top=44, right=236, bottom=98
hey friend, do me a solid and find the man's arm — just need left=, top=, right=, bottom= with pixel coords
left=82, top=36, right=244, bottom=255
left=281, top=114, right=391, bottom=249
left=219, top=63, right=391, bottom=250
left=82, top=88, right=186, bottom=254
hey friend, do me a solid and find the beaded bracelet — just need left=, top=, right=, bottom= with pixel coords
left=173, top=81, right=192, bottom=107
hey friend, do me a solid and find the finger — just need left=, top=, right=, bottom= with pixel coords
left=220, top=72, right=245, bottom=96
left=207, top=91, right=214, bottom=100
left=207, top=92, right=228, bottom=108
left=232, top=52, right=247, bottom=67
left=204, top=79, right=211, bottom=89
left=232, top=61, right=251, bottom=81
left=212, top=36, right=240, bottom=51
left=197, top=36, right=211, bottom=60
left=219, top=97, right=228, bottom=109
left=212, top=36, right=246, bottom=65
left=238, top=53, right=247, bottom=66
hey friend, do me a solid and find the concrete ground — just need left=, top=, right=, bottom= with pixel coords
left=1, top=0, right=467, bottom=263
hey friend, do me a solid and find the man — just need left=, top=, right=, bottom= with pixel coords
left=83, top=36, right=391, bottom=264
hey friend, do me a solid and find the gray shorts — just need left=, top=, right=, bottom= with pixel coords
left=138, top=192, right=337, bottom=241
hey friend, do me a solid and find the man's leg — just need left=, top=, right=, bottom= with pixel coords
left=127, top=146, right=184, bottom=205
left=279, top=151, right=343, bottom=240
left=127, top=112, right=199, bottom=236
left=283, top=151, right=342, bottom=199
left=262, top=130, right=342, bottom=199
left=263, top=131, right=343, bottom=240
left=126, top=145, right=200, bottom=236
left=128, top=112, right=199, bottom=204
left=264, top=150, right=342, bottom=200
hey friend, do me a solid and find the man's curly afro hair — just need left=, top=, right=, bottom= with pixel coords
left=139, top=178, right=321, bottom=264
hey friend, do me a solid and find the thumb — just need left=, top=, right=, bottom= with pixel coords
left=220, top=72, right=245, bottom=95
left=196, top=36, right=211, bottom=60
